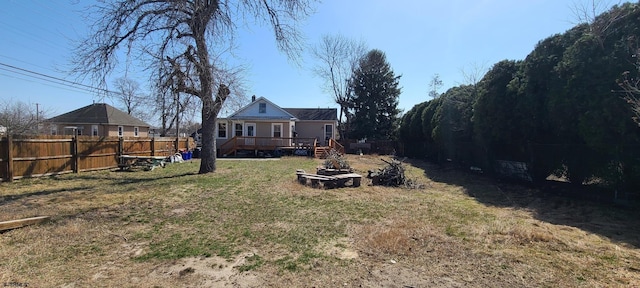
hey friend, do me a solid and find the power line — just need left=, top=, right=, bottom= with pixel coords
left=0, top=70, right=94, bottom=95
left=0, top=67, right=96, bottom=94
left=0, top=61, right=122, bottom=96
left=0, top=54, right=58, bottom=74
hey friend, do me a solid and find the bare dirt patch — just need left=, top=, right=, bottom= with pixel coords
left=145, top=253, right=261, bottom=287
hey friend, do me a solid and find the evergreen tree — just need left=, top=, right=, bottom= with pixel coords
left=348, top=49, right=401, bottom=140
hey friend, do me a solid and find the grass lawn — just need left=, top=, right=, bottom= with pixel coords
left=1, top=155, right=639, bottom=287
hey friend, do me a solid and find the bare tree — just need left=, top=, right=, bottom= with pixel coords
left=428, top=74, right=443, bottom=98
left=459, top=62, right=487, bottom=87
left=151, top=51, right=248, bottom=136
left=112, top=77, right=145, bottom=115
left=0, top=100, right=41, bottom=135
left=570, top=0, right=626, bottom=48
left=209, top=58, right=250, bottom=117
left=618, top=36, right=640, bottom=126
left=73, top=0, right=315, bottom=174
left=152, top=86, right=200, bottom=137
left=459, top=62, right=488, bottom=100
left=311, top=34, right=367, bottom=140
left=619, top=71, right=640, bottom=125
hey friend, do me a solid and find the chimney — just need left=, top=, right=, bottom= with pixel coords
left=251, top=95, right=256, bottom=102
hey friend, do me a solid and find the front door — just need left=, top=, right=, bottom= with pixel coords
left=324, top=124, right=333, bottom=146
left=245, top=123, right=256, bottom=145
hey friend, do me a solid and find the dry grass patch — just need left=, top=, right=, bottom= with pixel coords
left=1, top=155, right=639, bottom=287
left=354, top=218, right=442, bottom=258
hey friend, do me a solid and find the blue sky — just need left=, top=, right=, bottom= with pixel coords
left=0, top=0, right=613, bottom=124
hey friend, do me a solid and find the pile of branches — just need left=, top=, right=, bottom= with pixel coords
left=322, top=149, right=351, bottom=170
left=367, top=158, right=423, bottom=188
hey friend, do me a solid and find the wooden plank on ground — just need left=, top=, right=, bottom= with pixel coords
left=0, top=216, right=50, bottom=232
left=334, top=173, right=362, bottom=179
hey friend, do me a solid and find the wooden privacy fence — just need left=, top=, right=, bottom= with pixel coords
left=0, top=135, right=194, bottom=182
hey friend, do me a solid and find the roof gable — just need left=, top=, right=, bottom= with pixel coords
left=228, top=97, right=296, bottom=120
left=48, top=103, right=150, bottom=127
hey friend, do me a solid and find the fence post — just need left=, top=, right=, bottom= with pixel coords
left=174, top=138, right=179, bottom=153
left=119, top=137, right=124, bottom=156
left=150, top=137, right=155, bottom=156
left=6, top=135, right=13, bottom=182
left=72, top=132, right=79, bottom=173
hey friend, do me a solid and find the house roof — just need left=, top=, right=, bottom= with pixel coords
left=48, top=103, right=150, bottom=127
left=283, top=108, right=337, bottom=121
left=225, top=96, right=337, bottom=121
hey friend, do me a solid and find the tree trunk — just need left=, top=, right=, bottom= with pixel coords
left=199, top=97, right=217, bottom=174
left=338, top=105, right=345, bottom=140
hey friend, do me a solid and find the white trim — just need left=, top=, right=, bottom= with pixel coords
left=91, top=125, right=99, bottom=136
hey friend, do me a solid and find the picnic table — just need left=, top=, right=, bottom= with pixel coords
left=118, top=155, right=167, bottom=171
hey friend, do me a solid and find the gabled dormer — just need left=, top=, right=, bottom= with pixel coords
left=228, top=96, right=297, bottom=120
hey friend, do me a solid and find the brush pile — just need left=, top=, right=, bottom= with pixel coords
left=321, top=149, right=351, bottom=170
left=367, top=158, right=423, bottom=188
left=317, top=149, right=353, bottom=176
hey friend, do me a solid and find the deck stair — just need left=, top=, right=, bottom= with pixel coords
left=315, top=146, right=331, bottom=159
left=314, top=138, right=345, bottom=159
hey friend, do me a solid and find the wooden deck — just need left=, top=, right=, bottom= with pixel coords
left=219, top=136, right=345, bottom=158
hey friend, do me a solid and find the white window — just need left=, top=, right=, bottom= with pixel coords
left=118, top=126, right=124, bottom=137
left=217, top=122, right=227, bottom=138
left=272, top=124, right=282, bottom=138
left=134, top=126, right=139, bottom=137
left=259, top=102, right=266, bottom=113
left=92, top=125, right=98, bottom=136
left=51, top=125, right=57, bottom=135
left=76, top=127, right=84, bottom=136
left=234, top=123, right=243, bottom=136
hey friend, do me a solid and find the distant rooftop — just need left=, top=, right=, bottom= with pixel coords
left=48, top=103, right=150, bottom=127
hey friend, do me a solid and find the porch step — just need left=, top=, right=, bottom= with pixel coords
left=315, top=146, right=331, bottom=159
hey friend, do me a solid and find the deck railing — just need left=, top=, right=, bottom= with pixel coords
left=329, top=139, right=345, bottom=154
left=218, top=136, right=318, bottom=156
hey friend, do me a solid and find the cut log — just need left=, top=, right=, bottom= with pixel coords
left=0, top=216, right=50, bottom=232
